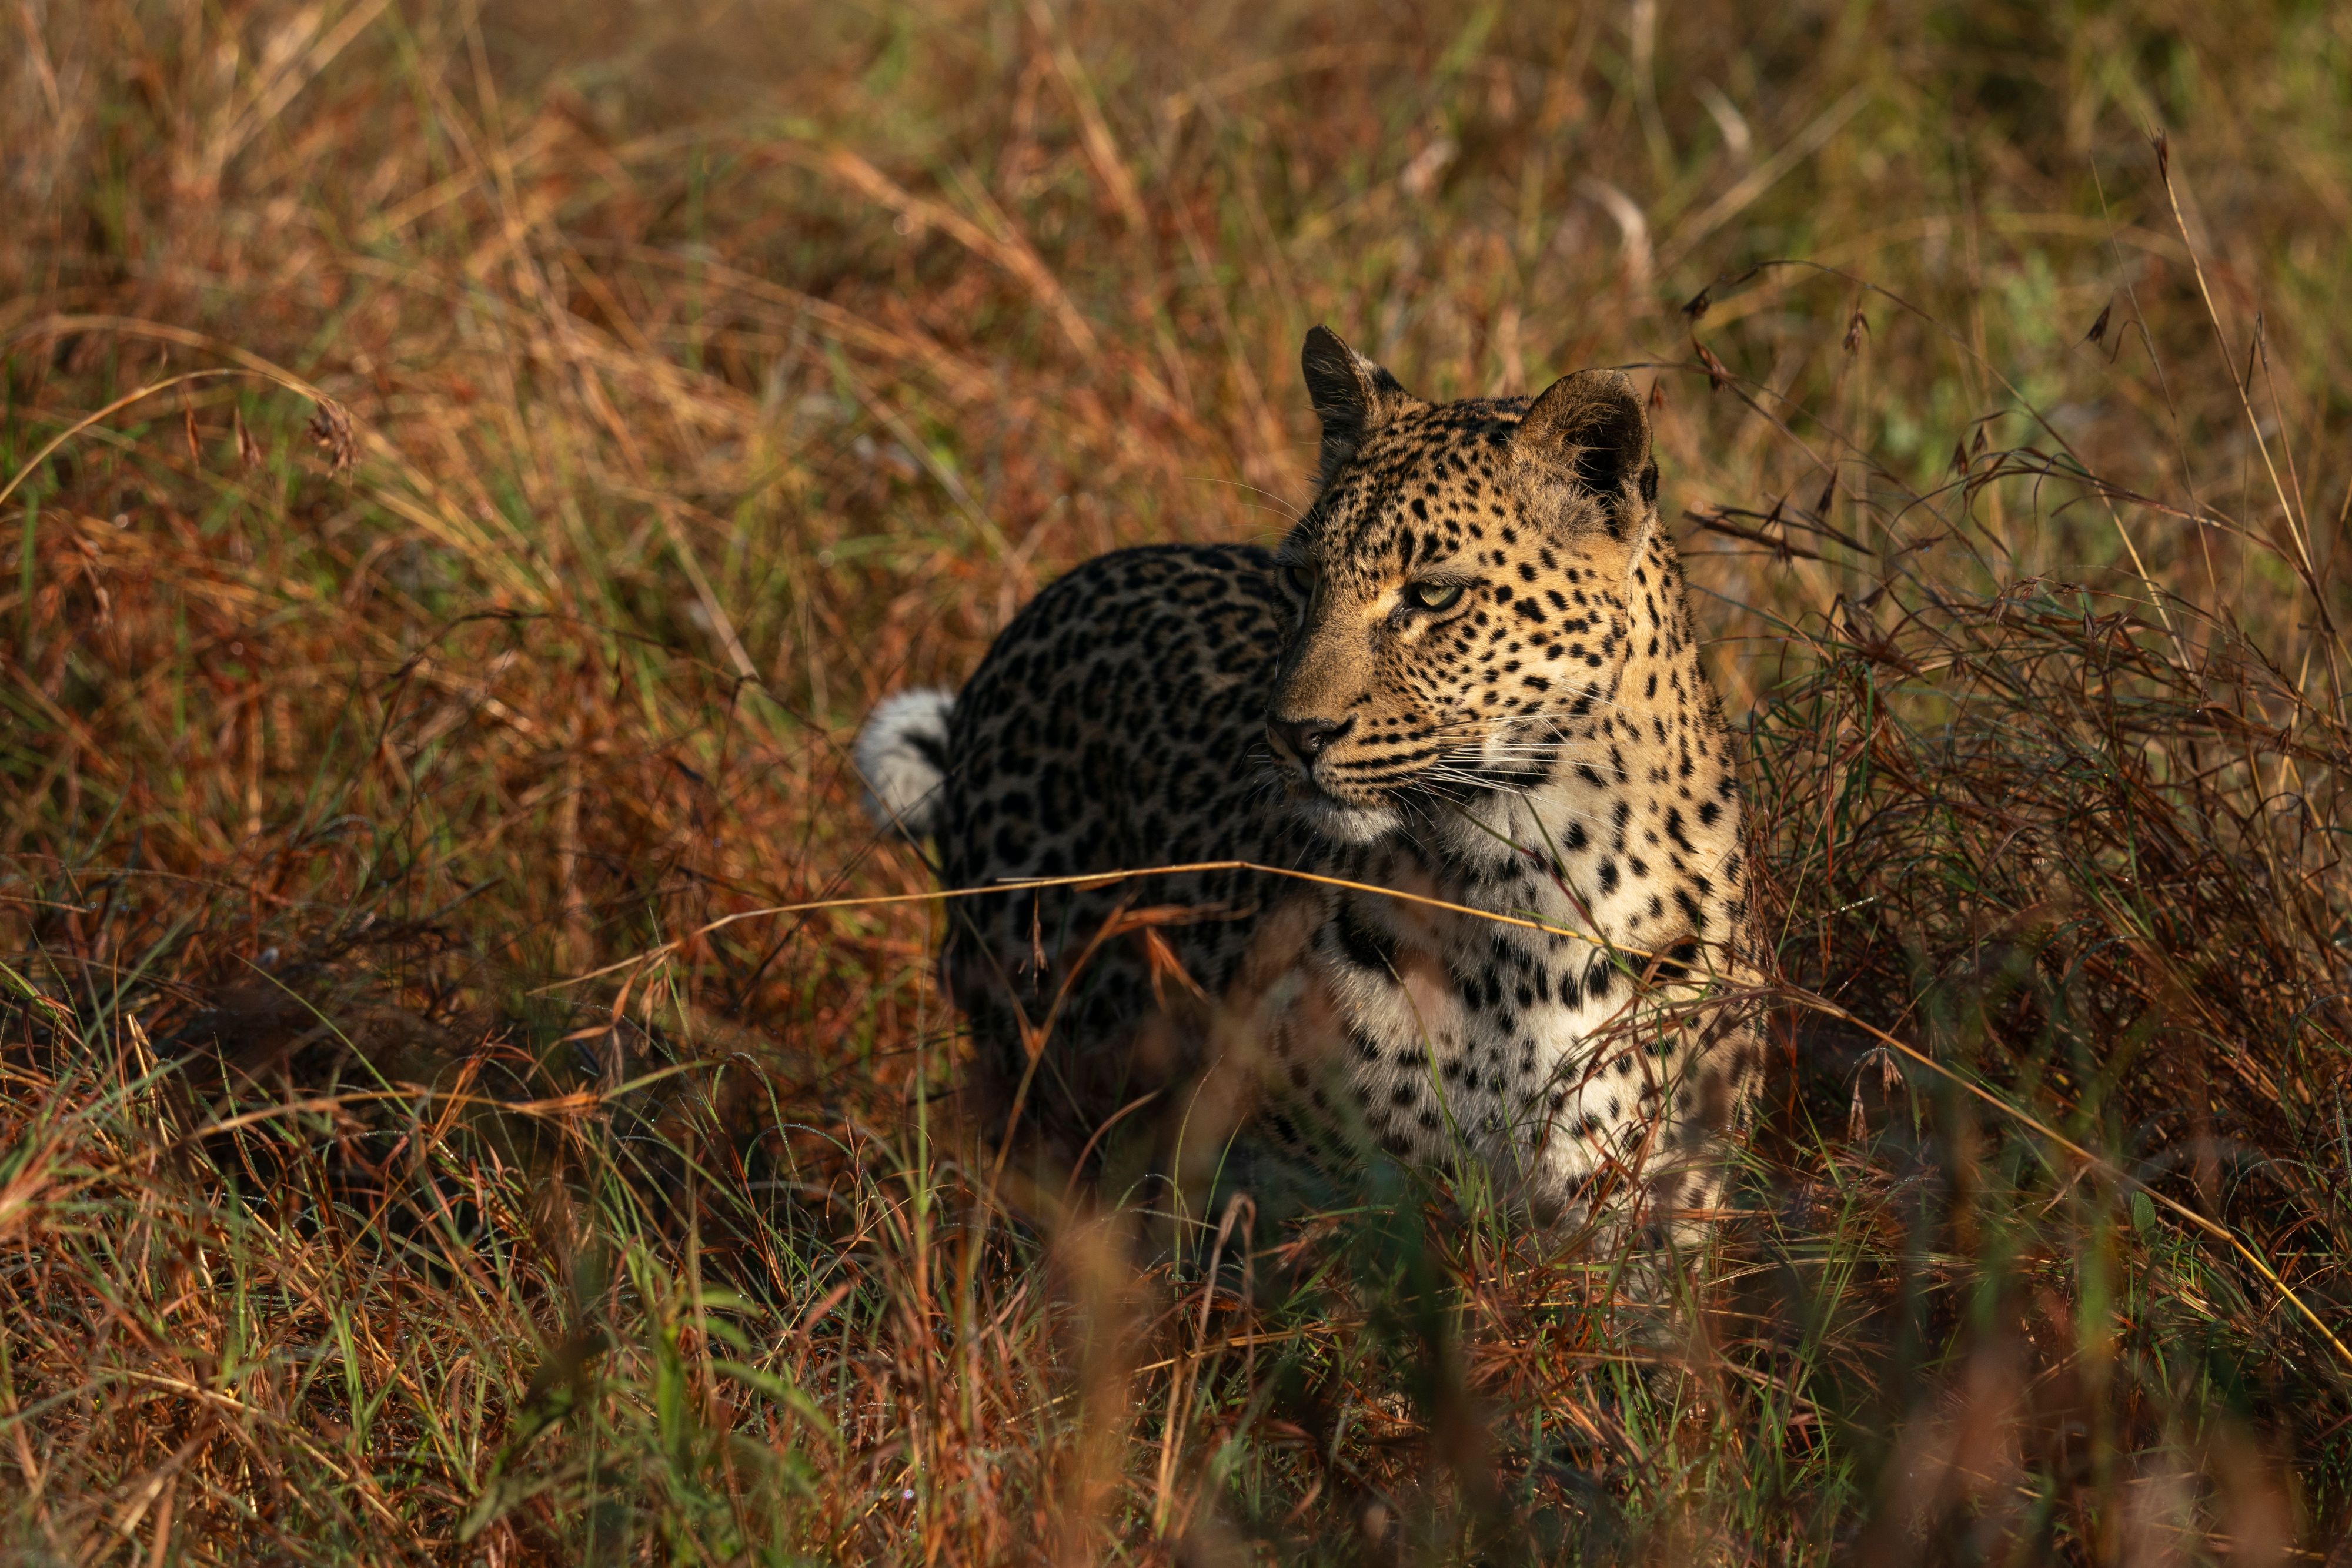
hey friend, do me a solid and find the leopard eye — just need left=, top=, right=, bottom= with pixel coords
left=1405, top=580, right=1464, bottom=612
left=1283, top=563, right=1315, bottom=596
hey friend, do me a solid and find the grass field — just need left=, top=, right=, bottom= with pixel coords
left=6, top=0, right=2352, bottom=1560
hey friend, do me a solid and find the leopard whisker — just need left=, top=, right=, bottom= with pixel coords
left=1428, top=703, right=1626, bottom=733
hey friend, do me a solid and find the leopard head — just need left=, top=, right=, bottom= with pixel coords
left=1266, top=325, right=1661, bottom=842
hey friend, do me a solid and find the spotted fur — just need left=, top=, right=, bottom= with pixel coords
left=856, top=327, right=1761, bottom=1235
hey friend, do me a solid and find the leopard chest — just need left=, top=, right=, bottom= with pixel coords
left=1277, top=883, right=1670, bottom=1191
left=1244, top=753, right=1749, bottom=1205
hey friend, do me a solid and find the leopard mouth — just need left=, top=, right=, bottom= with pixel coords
left=1281, top=770, right=1404, bottom=842
left=1293, top=791, right=1401, bottom=844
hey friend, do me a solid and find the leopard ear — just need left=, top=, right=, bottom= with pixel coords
left=1512, top=369, right=1658, bottom=540
left=1301, top=325, right=1413, bottom=487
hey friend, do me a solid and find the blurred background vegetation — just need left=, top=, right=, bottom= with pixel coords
left=4, top=0, right=2352, bottom=1561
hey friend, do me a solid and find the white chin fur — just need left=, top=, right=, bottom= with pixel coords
left=1295, top=794, right=1400, bottom=844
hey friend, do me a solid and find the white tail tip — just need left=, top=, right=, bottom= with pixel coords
left=853, top=688, right=955, bottom=838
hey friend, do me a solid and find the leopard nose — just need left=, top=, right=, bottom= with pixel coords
left=1270, top=714, right=1347, bottom=761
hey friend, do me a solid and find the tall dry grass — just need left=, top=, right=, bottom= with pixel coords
left=4, top=0, right=2351, bottom=1560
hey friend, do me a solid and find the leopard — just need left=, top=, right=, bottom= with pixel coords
left=854, top=326, right=1761, bottom=1243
